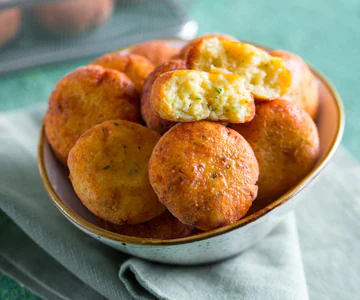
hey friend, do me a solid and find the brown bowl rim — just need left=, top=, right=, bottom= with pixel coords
left=38, top=38, right=345, bottom=246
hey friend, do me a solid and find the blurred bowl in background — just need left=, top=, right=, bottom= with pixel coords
left=0, top=0, right=196, bottom=74
left=0, top=7, right=22, bottom=48
left=32, top=0, right=114, bottom=36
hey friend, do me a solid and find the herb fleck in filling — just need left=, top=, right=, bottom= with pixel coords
left=214, top=86, right=222, bottom=94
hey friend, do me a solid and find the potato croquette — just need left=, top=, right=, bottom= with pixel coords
left=68, top=120, right=166, bottom=225
left=96, top=211, right=193, bottom=239
left=187, top=38, right=292, bottom=100
left=130, top=40, right=180, bottom=66
left=141, top=60, right=186, bottom=134
left=44, top=65, right=140, bottom=165
left=151, top=70, right=255, bottom=123
left=149, top=121, right=259, bottom=231
left=90, top=53, right=155, bottom=93
left=231, top=100, right=320, bottom=203
left=178, top=33, right=238, bottom=60
left=0, top=8, right=21, bottom=48
left=32, top=0, right=114, bottom=35
left=271, top=50, right=319, bottom=120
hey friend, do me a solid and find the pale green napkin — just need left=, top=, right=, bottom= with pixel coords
left=0, top=105, right=359, bottom=299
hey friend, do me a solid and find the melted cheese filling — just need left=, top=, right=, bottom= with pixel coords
left=191, top=39, right=289, bottom=99
left=162, top=70, right=253, bottom=123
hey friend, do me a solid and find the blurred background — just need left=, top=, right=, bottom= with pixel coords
left=0, top=0, right=359, bottom=298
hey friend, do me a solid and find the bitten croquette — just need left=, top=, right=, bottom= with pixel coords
left=187, top=38, right=292, bottom=100
left=151, top=70, right=255, bottom=123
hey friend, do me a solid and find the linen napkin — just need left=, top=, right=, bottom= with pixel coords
left=0, top=105, right=359, bottom=299
left=0, top=105, right=308, bottom=300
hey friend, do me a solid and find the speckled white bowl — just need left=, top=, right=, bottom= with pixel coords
left=38, top=39, right=344, bottom=265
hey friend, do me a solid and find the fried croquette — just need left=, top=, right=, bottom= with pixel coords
left=149, top=121, right=259, bottom=231
left=44, top=65, right=140, bottom=165
left=0, top=8, right=21, bottom=48
left=141, top=60, right=186, bottom=134
left=96, top=211, right=193, bottom=239
left=178, top=33, right=238, bottom=60
left=32, top=0, right=114, bottom=35
left=271, top=50, right=319, bottom=120
left=231, top=100, right=320, bottom=203
left=151, top=70, right=255, bottom=123
left=90, top=53, right=155, bottom=93
left=187, top=38, right=292, bottom=100
left=130, top=40, right=180, bottom=66
left=68, top=120, right=166, bottom=225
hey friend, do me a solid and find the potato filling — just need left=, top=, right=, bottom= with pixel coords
left=157, top=70, right=254, bottom=123
left=187, top=38, right=292, bottom=100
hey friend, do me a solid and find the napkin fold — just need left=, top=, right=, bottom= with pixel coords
left=119, top=213, right=308, bottom=300
left=0, top=105, right=359, bottom=300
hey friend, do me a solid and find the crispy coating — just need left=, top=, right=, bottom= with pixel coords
left=141, top=60, right=186, bottom=134
left=178, top=33, right=238, bottom=60
left=149, top=121, right=259, bottom=231
left=44, top=65, right=140, bottom=165
left=151, top=70, right=255, bottom=123
left=187, top=38, right=292, bottom=100
left=96, top=211, right=193, bottom=239
left=231, top=100, right=320, bottom=203
left=32, top=0, right=114, bottom=35
left=271, top=50, right=319, bottom=120
left=130, top=40, right=180, bottom=66
left=68, top=120, right=166, bottom=225
left=0, top=8, right=21, bottom=47
left=90, top=53, right=155, bottom=93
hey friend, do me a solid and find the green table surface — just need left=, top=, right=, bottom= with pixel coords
left=1, top=0, right=359, bottom=298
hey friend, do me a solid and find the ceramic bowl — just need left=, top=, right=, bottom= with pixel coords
left=38, top=39, right=344, bottom=265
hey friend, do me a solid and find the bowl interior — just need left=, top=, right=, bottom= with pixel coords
left=39, top=39, right=343, bottom=245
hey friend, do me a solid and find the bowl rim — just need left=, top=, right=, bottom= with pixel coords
left=38, top=38, right=345, bottom=246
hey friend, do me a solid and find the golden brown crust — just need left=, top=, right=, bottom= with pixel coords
left=178, top=34, right=238, bottom=60
left=270, top=50, right=319, bottom=120
left=44, top=65, right=140, bottom=165
left=0, top=8, right=22, bottom=47
left=32, top=0, right=114, bottom=35
left=231, top=100, right=320, bottom=204
left=68, top=120, right=166, bottom=225
left=151, top=70, right=255, bottom=123
left=141, top=60, right=186, bottom=134
left=90, top=53, right=155, bottom=93
left=96, top=211, right=193, bottom=239
left=130, top=40, right=180, bottom=66
left=149, top=121, right=259, bottom=231
left=187, top=38, right=292, bottom=100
